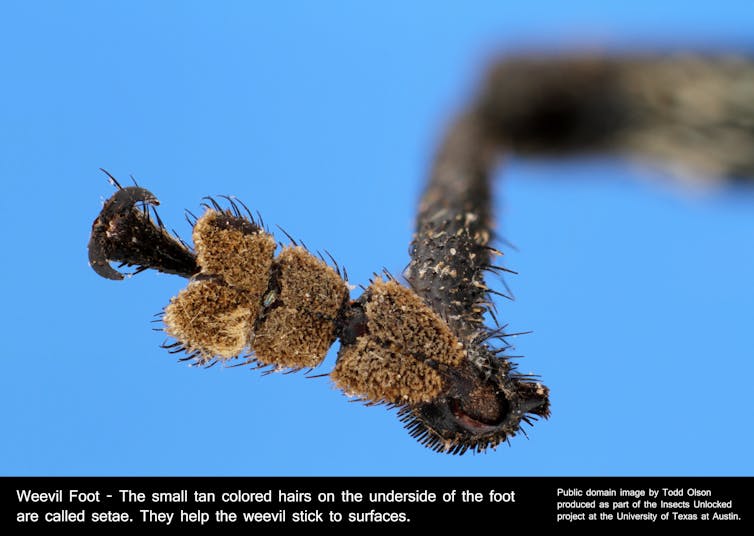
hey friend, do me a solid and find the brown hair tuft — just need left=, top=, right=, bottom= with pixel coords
left=252, top=247, right=349, bottom=369
left=331, top=279, right=465, bottom=404
left=163, top=279, right=256, bottom=362
left=192, top=209, right=276, bottom=295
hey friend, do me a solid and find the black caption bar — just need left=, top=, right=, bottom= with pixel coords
left=2, top=477, right=750, bottom=531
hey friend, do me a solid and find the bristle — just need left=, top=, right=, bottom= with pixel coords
left=275, top=224, right=298, bottom=246
left=99, top=168, right=123, bottom=190
left=397, top=406, right=510, bottom=455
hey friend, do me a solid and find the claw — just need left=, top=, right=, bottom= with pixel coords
left=88, top=173, right=198, bottom=280
left=88, top=185, right=160, bottom=280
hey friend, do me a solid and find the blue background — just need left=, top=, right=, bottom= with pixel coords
left=1, top=1, right=753, bottom=476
